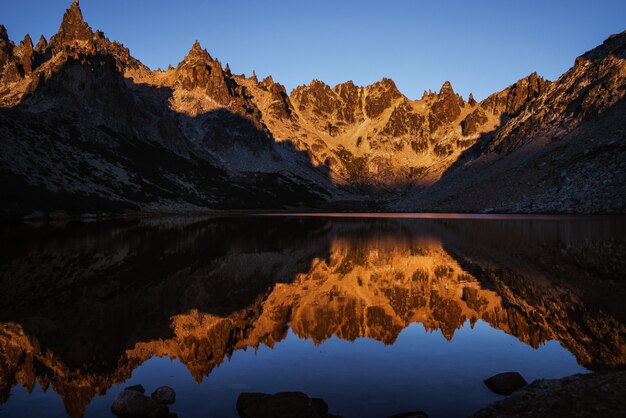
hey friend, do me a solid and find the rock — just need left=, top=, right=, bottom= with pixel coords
left=468, top=93, right=477, bottom=106
left=151, top=386, right=176, bottom=405
left=49, top=0, right=94, bottom=49
left=187, top=40, right=212, bottom=61
left=364, top=77, right=402, bottom=119
left=382, top=100, right=427, bottom=141
left=124, top=384, right=145, bottom=393
left=2, top=60, right=22, bottom=83
left=111, top=389, right=169, bottom=418
left=429, top=81, right=463, bottom=133
left=174, top=40, right=241, bottom=108
left=236, top=392, right=339, bottom=418
left=461, top=107, right=489, bottom=136
left=483, top=372, right=528, bottom=395
left=48, top=210, right=70, bottom=220
left=260, top=76, right=292, bottom=120
left=16, top=34, right=34, bottom=74
left=481, top=72, right=549, bottom=117
left=387, top=412, right=428, bottom=418
left=472, top=371, right=626, bottom=417
left=0, top=25, right=13, bottom=69
left=35, top=35, right=47, bottom=52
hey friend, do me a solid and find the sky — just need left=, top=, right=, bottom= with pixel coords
left=2, top=0, right=626, bottom=100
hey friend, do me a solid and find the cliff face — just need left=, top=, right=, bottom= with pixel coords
left=401, top=33, right=626, bottom=213
left=0, top=217, right=624, bottom=417
left=0, top=1, right=624, bottom=217
left=0, top=3, right=334, bottom=217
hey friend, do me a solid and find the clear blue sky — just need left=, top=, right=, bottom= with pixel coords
left=3, top=0, right=625, bottom=100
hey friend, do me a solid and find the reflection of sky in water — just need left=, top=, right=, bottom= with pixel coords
left=3, top=215, right=622, bottom=418
left=3, top=320, right=586, bottom=418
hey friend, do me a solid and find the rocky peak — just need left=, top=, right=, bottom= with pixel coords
left=290, top=79, right=336, bottom=115
left=49, top=0, right=93, bottom=48
left=224, top=63, right=231, bottom=75
left=259, top=76, right=292, bottom=120
left=182, top=40, right=212, bottom=64
left=35, top=35, right=48, bottom=52
left=371, top=77, right=402, bottom=97
left=19, top=34, right=33, bottom=50
left=364, top=78, right=402, bottom=119
left=429, top=81, right=463, bottom=132
left=480, top=72, right=549, bottom=117
left=0, top=25, right=13, bottom=65
left=468, top=93, right=477, bottom=106
left=578, top=30, right=626, bottom=64
left=335, top=80, right=356, bottom=90
left=0, top=25, right=9, bottom=45
left=332, top=81, right=363, bottom=124
left=171, top=40, right=245, bottom=110
left=438, top=80, right=455, bottom=97
left=294, top=79, right=333, bottom=98
left=15, top=34, right=34, bottom=74
left=260, top=75, right=275, bottom=89
left=333, top=80, right=360, bottom=99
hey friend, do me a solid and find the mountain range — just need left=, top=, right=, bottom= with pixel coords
left=0, top=0, right=624, bottom=219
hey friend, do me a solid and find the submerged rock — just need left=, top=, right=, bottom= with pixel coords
left=387, top=412, right=429, bottom=418
left=236, top=392, right=341, bottom=418
left=151, top=386, right=176, bottom=405
left=111, top=389, right=169, bottom=418
left=124, top=384, right=145, bottom=394
left=483, top=372, right=528, bottom=395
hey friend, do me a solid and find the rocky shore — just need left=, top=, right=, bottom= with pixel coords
left=109, top=371, right=626, bottom=417
left=471, top=371, right=626, bottom=417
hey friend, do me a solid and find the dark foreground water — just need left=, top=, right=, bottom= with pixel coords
left=0, top=214, right=625, bottom=418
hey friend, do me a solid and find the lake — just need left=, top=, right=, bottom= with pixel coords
left=0, top=214, right=625, bottom=418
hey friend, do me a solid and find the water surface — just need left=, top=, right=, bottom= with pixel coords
left=0, top=215, right=625, bottom=418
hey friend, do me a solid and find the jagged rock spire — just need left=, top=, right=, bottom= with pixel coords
left=15, top=34, right=35, bottom=74
left=183, top=40, right=212, bottom=63
left=0, top=25, right=13, bottom=70
left=21, top=34, right=33, bottom=49
left=0, top=25, right=11, bottom=52
left=0, top=25, right=8, bottom=43
left=35, top=35, right=48, bottom=51
left=49, top=0, right=93, bottom=47
left=224, top=63, right=231, bottom=74
left=439, top=81, right=455, bottom=97
left=468, top=93, right=477, bottom=106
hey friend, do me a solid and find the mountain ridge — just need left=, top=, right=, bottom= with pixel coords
left=0, top=1, right=624, bottom=219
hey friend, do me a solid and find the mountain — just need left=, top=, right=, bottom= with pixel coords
left=0, top=1, right=624, bottom=219
left=400, top=33, right=626, bottom=213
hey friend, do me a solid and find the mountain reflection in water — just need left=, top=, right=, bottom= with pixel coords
left=0, top=215, right=625, bottom=418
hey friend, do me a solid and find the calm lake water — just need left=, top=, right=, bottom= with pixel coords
left=1, top=215, right=625, bottom=418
